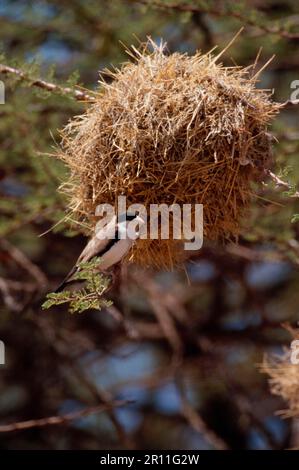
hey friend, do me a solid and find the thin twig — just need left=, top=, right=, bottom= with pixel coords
left=281, top=99, right=299, bottom=109
left=175, top=375, right=229, bottom=450
left=266, top=170, right=299, bottom=198
left=131, top=272, right=183, bottom=360
left=132, top=0, right=299, bottom=40
left=0, top=238, right=48, bottom=287
left=34, top=315, right=134, bottom=448
left=0, top=64, right=95, bottom=102
left=0, top=276, right=37, bottom=311
left=0, top=400, right=129, bottom=432
left=0, top=277, right=21, bottom=311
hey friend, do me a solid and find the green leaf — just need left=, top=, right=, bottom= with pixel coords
left=42, top=257, right=111, bottom=314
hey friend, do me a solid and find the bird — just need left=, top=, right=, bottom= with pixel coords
left=55, top=211, right=146, bottom=292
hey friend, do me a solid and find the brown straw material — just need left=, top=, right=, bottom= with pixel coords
left=262, top=326, right=299, bottom=418
left=58, top=40, right=280, bottom=269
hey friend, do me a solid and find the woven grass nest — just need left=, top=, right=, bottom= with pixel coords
left=58, top=41, right=280, bottom=269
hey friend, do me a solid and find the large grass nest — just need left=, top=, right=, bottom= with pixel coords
left=58, top=41, right=280, bottom=269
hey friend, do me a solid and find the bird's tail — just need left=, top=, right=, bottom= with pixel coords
left=54, top=265, right=78, bottom=293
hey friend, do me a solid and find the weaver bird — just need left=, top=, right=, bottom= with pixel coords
left=55, top=212, right=145, bottom=292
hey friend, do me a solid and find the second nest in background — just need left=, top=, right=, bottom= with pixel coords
left=58, top=41, right=280, bottom=269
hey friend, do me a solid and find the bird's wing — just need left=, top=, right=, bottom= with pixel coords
left=97, top=237, right=134, bottom=271
left=55, top=216, right=117, bottom=292
left=54, top=265, right=80, bottom=293
left=78, top=216, right=117, bottom=263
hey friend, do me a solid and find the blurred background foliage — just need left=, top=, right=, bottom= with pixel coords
left=0, top=0, right=299, bottom=450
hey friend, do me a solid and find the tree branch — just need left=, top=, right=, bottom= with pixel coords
left=132, top=0, right=299, bottom=40
left=0, top=400, right=129, bottom=432
left=0, top=60, right=298, bottom=110
left=0, top=64, right=95, bottom=102
left=266, top=170, right=299, bottom=198
left=0, top=238, right=48, bottom=287
left=281, top=98, right=299, bottom=109
left=175, top=375, right=229, bottom=450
